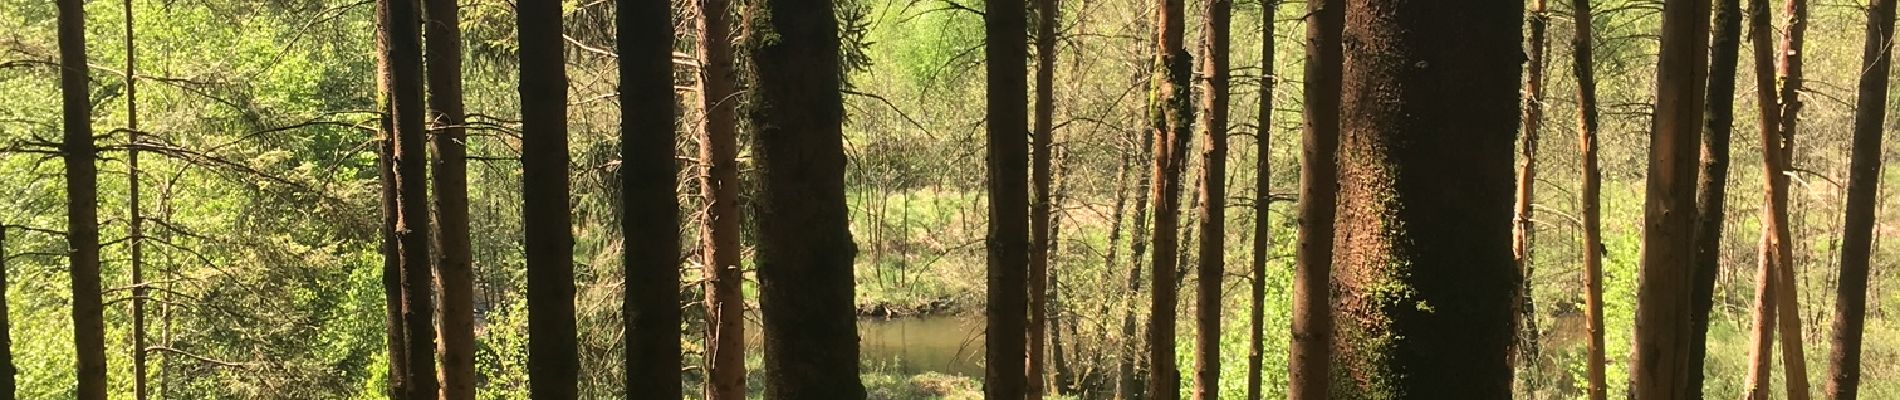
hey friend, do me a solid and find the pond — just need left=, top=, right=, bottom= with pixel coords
left=746, top=313, right=986, bottom=377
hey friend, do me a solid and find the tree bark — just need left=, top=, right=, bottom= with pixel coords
left=623, top=0, right=684, bottom=399
left=517, top=0, right=577, bottom=397
left=1287, top=0, right=1340, bottom=398
left=1742, top=0, right=1781, bottom=396
left=1570, top=0, right=1608, bottom=398
left=422, top=0, right=474, bottom=396
left=1246, top=3, right=1276, bottom=400
left=1029, top=0, right=1058, bottom=397
left=56, top=0, right=107, bottom=397
left=1331, top=0, right=1520, bottom=396
left=1768, top=0, right=1813, bottom=396
left=1117, top=127, right=1155, bottom=400
left=1512, top=1, right=1547, bottom=392
left=1825, top=0, right=1895, bottom=396
left=1627, top=0, right=1712, bottom=395
left=744, top=1, right=868, bottom=398
left=696, top=0, right=746, bottom=397
left=1147, top=0, right=1194, bottom=396
left=1190, top=1, right=1230, bottom=399
left=124, top=0, right=150, bottom=397
left=1689, top=0, right=1743, bottom=392
left=0, top=227, right=14, bottom=399
left=379, top=0, right=441, bottom=396
left=374, top=16, right=411, bottom=396
left=985, top=0, right=1032, bottom=397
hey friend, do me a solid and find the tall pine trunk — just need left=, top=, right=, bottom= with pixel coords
left=1331, top=0, right=1520, bottom=396
left=517, top=0, right=577, bottom=397
left=1627, top=0, right=1712, bottom=396
left=1825, top=0, right=1895, bottom=396
left=1245, top=2, right=1276, bottom=400
left=56, top=0, right=108, bottom=397
left=696, top=0, right=746, bottom=397
left=1147, top=0, right=1194, bottom=396
left=1190, top=1, right=1230, bottom=398
left=1690, top=0, right=1743, bottom=392
left=124, top=0, right=151, bottom=396
left=1117, top=127, right=1155, bottom=400
left=1512, top=1, right=1547, bottom=391
left=1028, top=0, right=1058, bottom=396
left=1570, top=0, right=1608, bottom=398
left=1287, top=0, right=1340, bottom=397
left=985, top=0, right=1032, bottom=397
left=422, top=0, right=474, bottom=396
left=744, top=1, right=868, bottom=397
left=1768, top=0, right=1813, bottom=396
left=623, top=0, right=684, bottom=399
left=378, top=0, right=441, bottom=396
left=1741, top=0, right=1781, bottom=396
left=377, top=90, right=410, bottom=400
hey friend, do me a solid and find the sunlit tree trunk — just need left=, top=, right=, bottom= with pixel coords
left=421, top=0, right=473, bottom=396
left=696, top=0, right=746, bottom=397
left=56, top=0, right=107, bottom=397
left=623, top=0, right=684, bottom=399
left=517, top=0, right=577, bottom=397
left=379, top=0, right=441, bottom=396
left=1689, top=0, right=1743, bottom=392
left=1029, top=0, right=1058, bottom=396
left=1825, top=0, right=1895, bottom=397
left=1146, top=0, right=1194, bottom=396
left=1768, top=0, right=1813, bottom=396
left=123, top=0, right=151, bottom=397
left=1245, top=2, right=1276, bottom=400
left=745, top=0, right=869, bottom=398
left=1330, top=0, right=1520, bottom=396
left=1287, top=0, right=1340, bottom=397
left=1741, top=0, right=1782, bottom=397
left=1570, top=0, right=1607, bottom=398
left=373, top=20, right=411, bottom=396
left=1627, top=0, right=1712, bottom=396
left=1512, top=1, right=1547, bottom=392
left=985, top=0, right=1032, bottom=397
left=1191, top=1, right=1230, bottom=398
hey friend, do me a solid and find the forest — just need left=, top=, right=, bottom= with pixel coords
left=0, top=0, right=1896, bottom=398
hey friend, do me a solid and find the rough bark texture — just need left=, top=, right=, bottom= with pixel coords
left=0, top=227, right=14, bottom=399
left=1627, top=0, right=1711, bottom=396
left=379, top=0, right=441, bottom=396
left=56, top=0, right=108, bottom=397
left=623, top=1, right=684, bottom=399
left=1570, top=0, right=1607, bottom=398
left=373, top=18, right=411, bottom=396
left=1117, top=127, right=1155, bottom=400
left=1331, top=0, right=1520, bottom=397
left=1245, top=3, right=1276, bottom=400
left=1147, top=0, right=1195, bottom=397
left=517, top=0, right=577, bottom=397
left=1689, top=0, right=1742, bottom=392
left=1191, top=1, right=1230, bottom=399
left=1825, top=0, right=1895, bottom=396
left=422, top=0, right=474, bottom=396
left=1512, top=2, right=1546, bottom=391
left=744, top=1, right=868, bottom=398
left=124, top=0, right=150, bottom=396
left=985, top=0, right=1032, bottom=397
left=696, top=0, right=746, bottom=397
left=1768, top=0, right=1813, bottom=396
left=1287, top=0, right=1340, bottom=398
left=1742, top=0, right=1781, bottom=396
left=1029, top=0, right=1058, bottom=396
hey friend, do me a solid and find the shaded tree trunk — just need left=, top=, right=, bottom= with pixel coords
left=1191, top=1, right=1231, bottom=399
left=1768, top=0, right=1813, bottom=396
left=1689, top=0, right=1743, bottom=393
left=379, top=0, right=441, bottom=396
left=1147, top=0, right=1195, bottom=396
left=422, top=0, right=474, bottom=396
left=1287, top=0, right=1340, bottom=398
left=517, top=0, right=577, bottom=397
left=1118, top=128, right=1155, bottom=400
left=985, top=0, right=1031, bottom=397
left=1245, top=3, right=1276, bottom=400
left=622, top=0, right=684, bottom=399
left=1627, top=0, right=1712, bottom=395
left=124, top=0, right=150, bottom=397
left=696, top=0, right=746, bottom=397
left=1511, top=1, right=1546, bottom=392
left=1330, top=0, right=1520, bottom=396
left=1029, top=0, right=1059, bottom=397
left=1049, top=159, right=1074, bottom=394
left=1742, top=0, right=1781, bottom=396
left=0, top=227, right=14, bottom=398
left=57, top=0, right=108, bottom=397
left=1825, top=0, right=1896, bottom=396
left=743, top=1, right=868, bottom=397
left=1570, top=0, right=1608, bottom=398
left=374, top=18, right=410, bottom=396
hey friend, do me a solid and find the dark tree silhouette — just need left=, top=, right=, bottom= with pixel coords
left=1245, top=2, right=1277, bottom=400
left=1029, top=0, right=1059, bottom=397
left=1191, top=0, right=1231, bottom=398
left=1689, top=0, right=1742, bottom=393
left=622, top=0, right=684, bottom=399
left=517, top=0, right=578, bottom=397
left=422, top=0, right=474, bottom=396
left=57, top=0, right=108, bottom=397
left=985, top=0, right=1031, bottom=396
left=1825, top=0, right=1896, bottom=397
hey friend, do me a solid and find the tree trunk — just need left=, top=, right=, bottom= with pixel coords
left=0, top=227, right=15, bottom=399
left=379, top=0, right=441, bottom=396
left=623, top=0, right=684, bottom=399
left=985, top=0, right=1032, bottom=397
left=1769, top=0, right=1813, bottom=396
left=1190, top=1, right=1230, bottom=399
left=1570, top=0, right=1608, bottom=398
left=57, top=0, right=108, bottom=396
left=1331, top=0, right=1520, bottom=396
left=517, top=0, right=577, bottom=397
left=696, top=0, right=746, bottom=397
left=422, top=0, right=474, bottom=397
left=744, top=1, right=868, bottom=398
left=1287, top=0, right=1340, bottom=397
left=1147, top=0, right=1194, bottom=396
left=1742, top=0, right=1781, bottom=396
left=1245, top=3, right=1276, bottom=400
left=1512, top=1, right=1547, bottom=392
left=1029, top=0, right=1058, bottom=397
left=1627, top=0, right=1712, bottom=395
left=1049, top=159, right=1073, bottom=394
left=124, top=0, right=150, bottom=397
left=1825, top=0, right=1895, bottom=396
left=374, top=17, right=410, bottom=396
left=1689, top=0, right=1743, bottom=392
left=1118, top=127, right=1155, bottom=400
